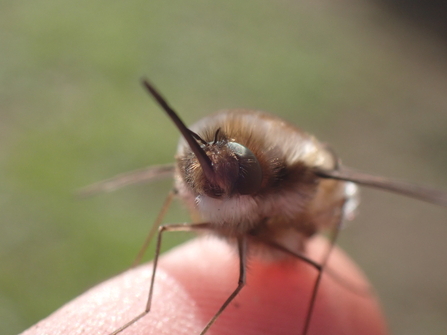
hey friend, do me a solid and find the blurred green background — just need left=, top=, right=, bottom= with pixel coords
left=1, top=1, right=447, bottom=334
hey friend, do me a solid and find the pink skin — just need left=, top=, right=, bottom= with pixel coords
left=21, top=236, right=388, bottom=335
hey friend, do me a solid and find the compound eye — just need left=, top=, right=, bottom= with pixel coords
left=227, top=142, right=263, bottom=195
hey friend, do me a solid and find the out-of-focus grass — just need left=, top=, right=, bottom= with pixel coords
left=1, top=1, right=447, bottom=335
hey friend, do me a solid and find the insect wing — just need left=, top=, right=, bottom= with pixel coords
left=77, top=163, right=175, bottom=197
left=315, top=167, right=447, bottom=207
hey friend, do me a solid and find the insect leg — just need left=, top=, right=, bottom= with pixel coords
left=109, top=222, right=212, bottom=335
left=200, top=235, right=247, bottom=335
left=302, top=235, right=340, bottom=334
left=259, top=236, right=334, bottom=335
left=131, top=189, right=177, bottom=268
left=302, top=206, right=345, bottom=335
left=299, top=204, right=347, bottom=335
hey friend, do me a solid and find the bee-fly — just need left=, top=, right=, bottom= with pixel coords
left=79, top=79, right=447, bottom=335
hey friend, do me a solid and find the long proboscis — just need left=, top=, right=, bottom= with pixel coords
left=316, top=167, right=447, bottom=207
left=141, top=79, right=215, bottom=182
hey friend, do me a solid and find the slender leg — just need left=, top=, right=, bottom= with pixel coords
left=131, top=189, right=176, bottom=268
left=300, top=234, right=339, bottom=334
left=311, top=209, right=374, bottom=297
left=259, top=212, right=344, bottom=335
left=302, top=208, right=345, bottom=335
left=200, top=235, right=247, bottom=335
left=109, top=222, right=212, bottom=335
left=261, top=239, right=322, bottom=272
left=259, top=238, right=324, bottom=335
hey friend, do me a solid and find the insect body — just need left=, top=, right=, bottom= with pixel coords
left=80, top=79, right=447, bottom=335
left=175, top=109, right=357, bottom=251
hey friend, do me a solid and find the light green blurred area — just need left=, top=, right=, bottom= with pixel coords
left=1, top=1, right=447, bottom=334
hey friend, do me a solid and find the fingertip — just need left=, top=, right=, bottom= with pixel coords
left=20, top=236, right=388, bottom=335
